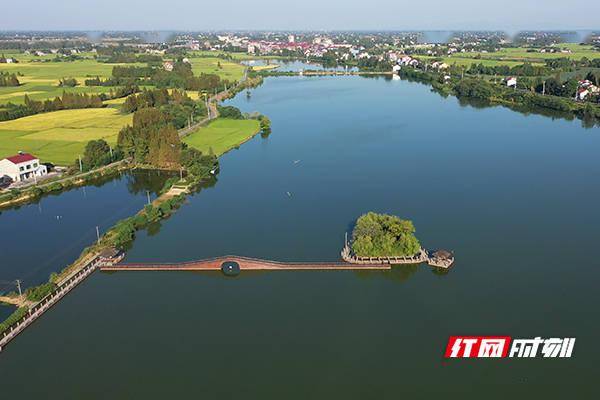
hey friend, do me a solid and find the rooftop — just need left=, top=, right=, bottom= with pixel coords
left=4, top=153, right=37, bottom=164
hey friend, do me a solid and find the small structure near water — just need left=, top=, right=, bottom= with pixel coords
left=427, top=250, right=455, bottom=268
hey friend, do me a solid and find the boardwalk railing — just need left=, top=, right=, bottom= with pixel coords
left=341, top=245, right=429, bottom=265
left=0, top=253, right=118, bottom=352
left=341, top=245, right=454, bottom=268
left=101, top=254, right=390, bottom=272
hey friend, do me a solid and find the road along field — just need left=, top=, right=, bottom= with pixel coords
left=0, top=108, right=132, bottom=165
left=183, top=118, right=261, bottom=156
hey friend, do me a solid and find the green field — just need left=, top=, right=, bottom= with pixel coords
left=0, top=57, right=144, bottom=105
left=418, top=55, right=535, bottom=68
left=183, top=118, right=260, bottom=156
left=186, top=56, right=246, bottom=82
left=0, top=108, right=132, bottom=165
left=440, top=44, right=600, bottom=66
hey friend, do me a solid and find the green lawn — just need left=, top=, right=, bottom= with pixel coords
left=0, top=108, right=132, bottom=165
left=183, top=118, right=260, bottom=156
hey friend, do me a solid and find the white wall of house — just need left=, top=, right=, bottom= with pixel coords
left=0, top=157, right=47, bottom=182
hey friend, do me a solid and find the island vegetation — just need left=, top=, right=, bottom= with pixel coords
left=351, top=212, right=421, bottom=257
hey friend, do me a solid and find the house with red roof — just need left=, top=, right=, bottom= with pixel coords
left=0, top=152, right=47, bottom=183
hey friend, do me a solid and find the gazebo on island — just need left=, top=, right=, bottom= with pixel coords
left=428, top=250, right=455, bottom=268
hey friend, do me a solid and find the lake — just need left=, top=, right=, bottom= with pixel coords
left=243, top=59, right=358, bottom=72
left=0, top=75, right=598, bottom=398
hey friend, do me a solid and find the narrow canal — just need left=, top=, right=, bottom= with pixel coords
left=0, top=76, right=599, bottom=398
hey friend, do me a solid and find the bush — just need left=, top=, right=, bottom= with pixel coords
left=25, top=282, right=57, bottom=302
left=0, top=307, right=28, bottom=335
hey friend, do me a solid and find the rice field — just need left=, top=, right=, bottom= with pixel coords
left=0, top=58, right=143, bottom=105
left=0, top=108, right=132, bottom=165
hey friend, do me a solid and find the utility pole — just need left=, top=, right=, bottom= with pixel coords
left=96, top=226, right=100, bottom=244
left=78, top=155, right=83, bottom=172
left=180, top=167, right=183, bottom=180
left=109, top=146, right=113, bottom=160
left=15, top=279, right=22, bottom=296
left=542, top=80, right=545, bottom=95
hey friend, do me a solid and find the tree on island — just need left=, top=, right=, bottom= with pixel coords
left=351, top=212, right=421, bottom=257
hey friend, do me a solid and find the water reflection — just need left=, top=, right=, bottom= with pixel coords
left=0, top=170, right=176, bottom=291
left=394, top=74, right=599, bottom=129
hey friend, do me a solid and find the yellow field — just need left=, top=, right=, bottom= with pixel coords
left=0, top=58, right=143, bottom=105
left=0, top=108, right=132, bottom=165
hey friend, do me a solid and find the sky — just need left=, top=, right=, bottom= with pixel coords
left=4, top=0, right=599, bottom=31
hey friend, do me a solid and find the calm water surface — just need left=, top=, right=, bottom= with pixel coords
left=0, top=170, right=172, bottom=291
left=243, top=59, right=358, bottom=72
left=0, top=76, right=598, bottom=398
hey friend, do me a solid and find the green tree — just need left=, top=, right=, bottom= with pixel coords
left=81, top=139, right=112, bottom=171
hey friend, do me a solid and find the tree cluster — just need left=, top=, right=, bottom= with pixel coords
left=80, top=139, right=121, bottom=171
left=0, top=72, right=19, bottom=86
left=351, top=212, right=421, bottom=257
left=58, top=77, right=78, bottom=87
left=117, top=108, right=181, bottom=168
left=216, top=105, right=243, bottom=119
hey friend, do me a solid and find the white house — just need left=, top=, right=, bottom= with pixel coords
left=0, top=152, right=48, bottom=183
left=163, top=61, right=174, bottom=71
left=506, top=77, right=518, bottom=88
left=576, top=88, right=589, bottom=101
left=392, top=64, right=401, bottom=73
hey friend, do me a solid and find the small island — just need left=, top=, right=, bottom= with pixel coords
left=342, top=212, right=454, bottom=268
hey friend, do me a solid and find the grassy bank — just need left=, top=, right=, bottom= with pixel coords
left=183, top=118, right=261, bottom=156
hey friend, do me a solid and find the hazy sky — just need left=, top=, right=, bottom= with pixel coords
left=5, top=0, right=599, bottom=31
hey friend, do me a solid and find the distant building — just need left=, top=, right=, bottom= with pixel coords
left=163, top=61, right=174, bottom=71
left=505, top=77, right=518, bottom=88
left=288, top=34, right=295, bottom=44
left=392, top=64, right=401, bottom=73
left=0, top=152, right=47, bottom=183
left=576, top=88, right=589, bottom=101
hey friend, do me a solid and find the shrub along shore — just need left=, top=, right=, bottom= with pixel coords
left=398, top=68, right=600, bottom=126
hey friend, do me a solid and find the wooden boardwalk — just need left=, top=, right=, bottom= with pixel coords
left=0, top=256, right=102, bottom=352
left=100, top=255, right=390, bottom=272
